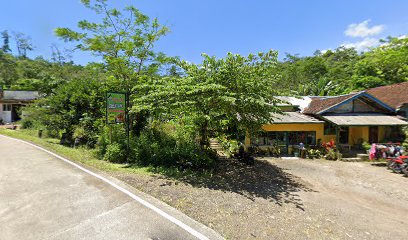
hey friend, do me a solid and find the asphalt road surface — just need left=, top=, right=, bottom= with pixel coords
left=0, top=135, right=222, bottom=240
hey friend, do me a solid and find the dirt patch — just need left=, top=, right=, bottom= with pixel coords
left=111, top=158, right=408, bottom=240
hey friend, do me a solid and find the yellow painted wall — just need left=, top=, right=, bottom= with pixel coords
left=348, top=126, right=370, bottom=145
left=378, top=126, right=386, bottom=142
left=362, top=127, right=369, bottom=141
left=323, top=135, right=336, bottom=143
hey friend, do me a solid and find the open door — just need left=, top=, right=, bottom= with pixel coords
left=339, top=127, right=349, bottom=144
left=11, top=105, right=22, bottom=122
left=369, top=126, right=378, bottom=143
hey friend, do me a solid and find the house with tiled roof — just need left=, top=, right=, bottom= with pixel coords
left=0, top=90, right=39, bottom=123
left=366, top=82, right=408, bottom=118
left=245, top=83, right=408, bottom=156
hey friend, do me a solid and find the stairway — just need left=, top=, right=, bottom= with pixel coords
left=209, top=138, right=228, bottom=160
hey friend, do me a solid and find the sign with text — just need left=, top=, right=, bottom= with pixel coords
left=106, top=92, right=126, bottom=124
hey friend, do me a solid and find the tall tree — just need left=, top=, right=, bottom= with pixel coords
left=133, top=51, right=283, bottom=147
left=13, top=32, right=34, bottom=58
left=55, top=0, right=169, bottom=92
left=1, top=30, right=11, bottom=53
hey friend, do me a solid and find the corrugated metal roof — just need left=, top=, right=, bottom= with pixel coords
left=271, top=112, right=324, bottom=124
left=322, top=113, right=408, bottom=126
left=276, top=96, right=312, bottom=111
left=1, top=91, right=39, bottom=101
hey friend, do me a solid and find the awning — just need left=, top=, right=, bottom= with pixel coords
left=322, top=113, right=408, bottom=126
left=271, top=112, right=324, bottom=124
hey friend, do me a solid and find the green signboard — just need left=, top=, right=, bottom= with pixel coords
left=106, top=92, right=126, bottom=124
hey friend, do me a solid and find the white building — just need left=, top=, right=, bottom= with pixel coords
left=0, top=90, right=39, bottom=124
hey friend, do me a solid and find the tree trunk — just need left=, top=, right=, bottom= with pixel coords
left=199, top=119, right=209, bottom=149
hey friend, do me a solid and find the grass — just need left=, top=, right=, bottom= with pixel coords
left=0, top=128, right=214, bottom=180
left=0, top=128, right=151, bottom=176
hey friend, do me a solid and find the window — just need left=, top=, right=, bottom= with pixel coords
left=252, top=131, right=316, bottom=146
left=251, top=132, right=267, bottom=145
left=324, top=122, right=336, bottom=135
left=2, top=104, right=11, bottom=111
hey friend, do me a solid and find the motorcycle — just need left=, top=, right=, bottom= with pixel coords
left=400, top=156, right=408, bottom=177
left=388, top=156, right=408, bottom=174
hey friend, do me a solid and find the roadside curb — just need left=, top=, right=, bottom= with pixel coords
left=0, top=134, right=224, bottom=240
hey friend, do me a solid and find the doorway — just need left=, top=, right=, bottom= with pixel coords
left=11, top=105, right=22, bottom=122
left=339, top=127, right=349, bottom=144
left=369, top=126, right=378, bottom=143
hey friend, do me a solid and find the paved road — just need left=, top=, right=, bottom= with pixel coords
left=0, top=135, right=221, bottom=240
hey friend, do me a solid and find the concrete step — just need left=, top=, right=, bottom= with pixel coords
left=209, top=138, right=228, bottom=160
left=357, top=154, right=369, bottom=161
left=341, top=157, right=362, bottom=162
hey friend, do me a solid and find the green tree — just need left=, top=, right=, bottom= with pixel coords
left=1, top=30, right=11, bottom=53
left=55, top=0, right=169, bottom=92
left=13, top=32, right=34, bottom=58
left=27, top=76, right=106, bottom=145
left=133, top=51, right=283, bottom=147
left=352, top=36, right=408, bottom=90
left=0, top=51, right=18, bottom=88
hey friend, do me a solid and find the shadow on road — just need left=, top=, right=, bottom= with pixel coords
left=158, top=159, right=315, bottom=210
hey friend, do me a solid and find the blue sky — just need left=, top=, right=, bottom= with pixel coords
left=1, top=0, right=407, bottom=65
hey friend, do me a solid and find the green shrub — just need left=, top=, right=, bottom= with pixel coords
left=307, top=149, right=322, bottom=159
left=96, top=122, right=217, bottom=170
left=20, top=119, right=34, bottom=129
left=104, top=142, right=126, bottom=163
left=97, top=125, right=126, bottom=159
left=362, top=141, right=371, bottom=151
left=325, top=149, right=342, bottom=160
left=45, top=129, right=60, bottom=138
left=218, top=135, right=240, bottom=157
left=130, top=124, right=217, bottom=170
left=402, top=126, right=408, bottom=149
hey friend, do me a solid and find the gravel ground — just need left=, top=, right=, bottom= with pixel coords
left=111, top=158, right=408, bottom=240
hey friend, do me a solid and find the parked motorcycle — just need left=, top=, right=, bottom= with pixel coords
left=400, top=156, right=408, bottom=177
left=388, top=156, right=408, bottom=174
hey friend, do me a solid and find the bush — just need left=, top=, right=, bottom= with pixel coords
left=362, top=141, right=371, bottom=151
left=403, top=127, right=408, bottom=150
left=104, top=142, right=126, bottom=163
left=96, top=123, right=218, bottom=170
left=130, top=124, right=217, bottom=170
left=97, top=125, right=126, bottom=159
left=20, top=119, right=34, bottom=129
left=307, top=149, right=322, bottom=159
left=325, top=149, right=342, bottom=160
left=218, top=136, right=240, bottom=157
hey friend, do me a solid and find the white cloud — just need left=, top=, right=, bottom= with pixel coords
left=344, top=20, right=385, bottom=38
left=398, top=34, right=407, bottom=39
left=341, top=38, right=380, bottom=52
left=320, top=48, right=332, bottom=54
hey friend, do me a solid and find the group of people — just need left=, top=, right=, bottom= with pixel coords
left=369, top=143, right=405, bottom=160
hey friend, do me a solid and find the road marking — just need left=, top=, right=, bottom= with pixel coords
left=1, top=135, right=210, bottom=240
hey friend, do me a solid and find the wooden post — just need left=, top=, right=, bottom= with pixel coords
left=335, top=125, right=340, bottom=151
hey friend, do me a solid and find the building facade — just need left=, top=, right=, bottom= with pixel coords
left=246, top=83, right=408, bottom=155
left=0, top=90, right=39, bottom=124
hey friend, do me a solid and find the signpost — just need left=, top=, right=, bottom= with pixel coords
left=106, top=92, right=126, bottom=124
left=106, top=92, right=130, bottom=162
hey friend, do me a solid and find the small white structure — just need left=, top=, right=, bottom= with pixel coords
left=0, top=90, right=39, bottom=124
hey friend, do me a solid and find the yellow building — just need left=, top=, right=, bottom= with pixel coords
left=246, top=92, right=408, bottom=155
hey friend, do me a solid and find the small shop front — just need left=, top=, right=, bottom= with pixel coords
left=321, top=113, right=408, bottom=150
left=251, top=130, right=317, bottom=155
